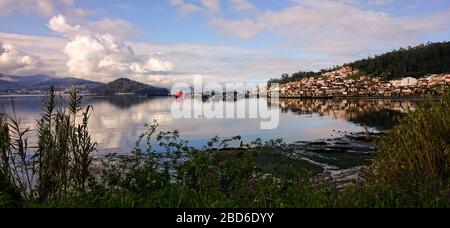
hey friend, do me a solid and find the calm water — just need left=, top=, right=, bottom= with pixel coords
left=0, top=95, right=416, bottom=156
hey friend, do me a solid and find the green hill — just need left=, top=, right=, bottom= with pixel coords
left=349, top=42, right=450, bottom=80
left=92, top=78, right=169, bottom=96
left=269, top=41, right=450, bottom=84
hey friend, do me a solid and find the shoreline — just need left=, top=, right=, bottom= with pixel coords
left=1, top=93, right=429, bottom=100
left=276, top=95, right=433, bottom=100
left=0, top=93, right=172, bottom=98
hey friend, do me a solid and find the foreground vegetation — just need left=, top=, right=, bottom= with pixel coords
left=0, top=88, right=449, bottom=208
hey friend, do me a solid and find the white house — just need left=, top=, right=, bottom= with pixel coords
left=400, top=77, right=418, bottom=86
left=391, top=77, right=418, bottom=87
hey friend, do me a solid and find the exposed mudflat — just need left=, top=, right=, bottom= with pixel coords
left=287, top=132, right=379, bottom=170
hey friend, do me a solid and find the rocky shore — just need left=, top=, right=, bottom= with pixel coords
left=287, top=132, right=382, bottom=187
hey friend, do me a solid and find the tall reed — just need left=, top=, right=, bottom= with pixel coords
left=68, top=89, right=97, bottom=192
left=36, top=86, right=97, bottom=200
left=0, top=86, right=96, bottom=202
left=374, top=91, right=450, bottom=187
left=0, top=101, right=35, bottom=201
left=0, top=111, right=15, bottom=197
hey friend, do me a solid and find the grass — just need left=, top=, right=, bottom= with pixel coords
left=374, top=93, right=450, bottom=187
left=0, top=88, right=449, bottom=208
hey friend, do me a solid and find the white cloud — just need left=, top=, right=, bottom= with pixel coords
left=85, top=18, right=138, bottom=38
left=47, top=15, right=174, bottom=82
left=129, top=42, right=326, bottom=86
left=0, top=32, right=67, bottom=75
left=211, top=0, right=450, bottom=57
left=200, top=0, right=221, bottom=12
left=293, top=0, right=394, bottom=6
left=0, top=0, right=74, bottom=16
left=170, top=0, right=202, bottom=16
left=48, top=14, right=83, bottom=36
left=61, top=7, right=95, bottom=18
left=228, top=0, right=255, bottom=11
left=370, top=0, right=393, bottom=4
left=114, top=4, right=136, bottom=11
left=0, top=31, right=328, bottom=86
left=0, top=43, right=42, bottom=75
left=211, top=18, right=262, bottom=40
left=170, top=0, right=221, bottom=16
left=49, top=12, right=136, bottom=38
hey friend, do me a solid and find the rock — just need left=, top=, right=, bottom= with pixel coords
left=310, top=141, right=328, bottom=146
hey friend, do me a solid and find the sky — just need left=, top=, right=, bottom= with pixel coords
left=0, top=0, right=449, bottom=87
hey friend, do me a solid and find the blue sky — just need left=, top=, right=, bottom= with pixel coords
left=0, top=0, right=449, bottom=86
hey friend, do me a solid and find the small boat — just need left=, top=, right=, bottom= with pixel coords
left=201, top=91, right=213, bottom=101
left=202, top=94, right=212, bottom=102
left=174, top=91, right=184, bottom=99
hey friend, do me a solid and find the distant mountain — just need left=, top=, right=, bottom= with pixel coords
left=0, top=81, right=22, bottom=91
left=0, top=73, right=52, bottom=90
left=92, top=78, right=170, bottom=96
left=33, top=77, right=104, bottom=89
left=0, top=73, right=105, bottom=91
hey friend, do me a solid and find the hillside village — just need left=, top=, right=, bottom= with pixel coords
left=271, top=67, right=450, bottom=98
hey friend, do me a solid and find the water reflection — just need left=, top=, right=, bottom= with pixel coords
left=90, top=95, right=156, bottom=109
left=0, top=95, right=417, bottom=155
left=277, top=98, right=415, bottom=129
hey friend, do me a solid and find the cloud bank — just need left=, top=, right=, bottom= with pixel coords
left=211, top=0, right=450, bottom=58
left=170, top=0, right=222, bottom=16
left=170, top=0, right=202, bottom=16
left=200, top=0, right=221, bottom=12
left=228, top=0, right=256, bottom=11
left=165, top=0, right=449, bottom=63
left=0, top=43, right=41, bottom=75
left=47, top=15, right=174, bottom=82
left=0, top=0, right=74, bottom=16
